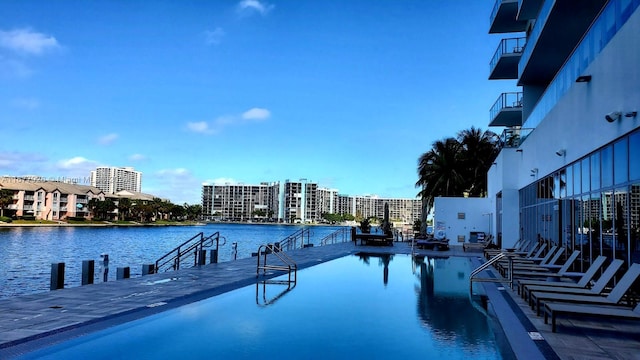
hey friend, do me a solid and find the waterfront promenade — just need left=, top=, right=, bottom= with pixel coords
left=0, top=242, right=638, bottom=359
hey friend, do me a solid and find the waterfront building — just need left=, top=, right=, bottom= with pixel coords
left=90, top=166, right=142, bottom=194
left=317, top=187, right=339, bottom=215
left=200, top=181, right=421, bottom=225
left=481, top=0, right=640, bottom=269
left=201, top=182, right=280, bottom=222
left=0, top=177, right=104, bottom=220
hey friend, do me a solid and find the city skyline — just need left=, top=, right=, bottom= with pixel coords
left=1, top=0, right=509, bottom=204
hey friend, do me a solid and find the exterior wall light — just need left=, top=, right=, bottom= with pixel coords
left=575, top=75, right=592, bottom=82
left=555, top=149, right=566, bottom=157
left=625, top=111, right=637, bottom=118
left=605, top=111, right=622, bottom=123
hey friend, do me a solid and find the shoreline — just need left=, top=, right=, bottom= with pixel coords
left=0, top=221, right=355, bottom=228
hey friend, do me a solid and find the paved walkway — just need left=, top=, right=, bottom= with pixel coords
left=0, top=242, right=638, bottom=359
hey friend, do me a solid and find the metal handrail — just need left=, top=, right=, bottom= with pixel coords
left=279, top=227, right=312, bottom=250
left=469, top=251, right=517, bottom=297
left=256, top=243, right=297, bottom=284
left=320, top=227, right=349, bottom=246
left=155, top=232, right=223, bottom=272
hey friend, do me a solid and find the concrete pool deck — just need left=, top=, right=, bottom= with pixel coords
left=0, top=241, right=638, bottom=359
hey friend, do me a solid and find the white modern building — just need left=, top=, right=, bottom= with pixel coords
left=90, top=167, right=142, bottom=194
left=481, top=0, right=640, bottom=270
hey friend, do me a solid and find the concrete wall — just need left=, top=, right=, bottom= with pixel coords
left=433, top=197, right=492, bottom=245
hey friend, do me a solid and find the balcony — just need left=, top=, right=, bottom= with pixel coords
left=490, top=0, right=528, bottom=34
left=518, top=0, right=607, bottom=85
left=516, top=0, right=543, bottom=20
left=23, top=205, right=34, bottom=211
left=489, top=92, right=523, bottom=127
left=76, top=198, right=88, bottom=204
left=489, top=37, right=525, bottom=79
left=7, top=204, right=18, bottom=210
left=499, top=127, right=534, bottom=148
left=24, top=195, right=34, bottom=201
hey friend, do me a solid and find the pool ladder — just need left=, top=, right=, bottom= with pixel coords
left=256, top=243, right=297, bottom=282
left=256, top=243, right=297, bottom=306
left=469, top=251, right=517, bottom=297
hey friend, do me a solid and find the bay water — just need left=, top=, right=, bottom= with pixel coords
left=0, top=223, right=348, bottom=299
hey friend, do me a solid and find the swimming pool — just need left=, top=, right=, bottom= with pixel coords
left=15, top=254, right=504, bottom=359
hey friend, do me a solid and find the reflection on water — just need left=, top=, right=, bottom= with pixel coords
left=18, top=254, right=502, bottom=360
left=414, top=256, right=493, bottom=347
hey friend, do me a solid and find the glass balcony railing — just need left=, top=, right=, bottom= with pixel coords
left=523, top=0, right=640, bottom=132
left=490, top=37, right=526, bottom=74
left=499, top=127, right=534, bottom=149
left=490, top=92, right=523, bottom=122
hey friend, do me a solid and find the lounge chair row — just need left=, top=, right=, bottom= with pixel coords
left=484, top=241, right=640, bottom=333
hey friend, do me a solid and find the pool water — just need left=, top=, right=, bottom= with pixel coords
left=17, top=254, right=503, bottom=359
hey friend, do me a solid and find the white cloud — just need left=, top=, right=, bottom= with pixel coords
left=187, top=121, right=216, bottom=134
left=187, top=107, right=270, bottom=136
left=204, top=27, right=225, bottom=45
left=57, top=156, right=94, bottom=169
left=0, top=151, right=47, bottom=170
left=241, top=107, right=270, bottom=121
left=146, top=168, right=201, bottom=204
left=0, top=28, right=60, bottom=55
left=98, top=133, right=119, bottom=145
left=10, top=97, right=39, bottom=110
left=157, top=168, right=190, bottom=177
left=129, top=153, right=146, bottom=161
left=237, top=0, right=274, bottom=16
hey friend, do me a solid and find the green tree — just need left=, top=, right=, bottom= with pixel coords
left=416, top=127, right=499, bottom=234
left=0, top=189, right=15, bottom=217
left=117, top=198, right=132, bottom=221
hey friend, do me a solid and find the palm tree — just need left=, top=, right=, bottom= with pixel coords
left=457, top=127, right=499, bottom=197
left=415, top=127, right=499, bottom=234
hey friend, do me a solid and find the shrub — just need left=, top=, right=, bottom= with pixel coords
left=20, top=215, right=36, bottom=221
left=0, top=216, right=12, bottom=223
left=67, top=216, right=86, bottom=222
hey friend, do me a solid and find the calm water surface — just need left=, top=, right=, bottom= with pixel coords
left=0, top=224, right=347, bottom=298
left=17, top=255, right=503, bottom=360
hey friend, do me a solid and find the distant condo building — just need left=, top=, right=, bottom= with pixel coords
left=90, top=167, right=142, bottom=194
left=201, top=182, right=280, bottom=222
left=201, top=179, right=421, bottom=224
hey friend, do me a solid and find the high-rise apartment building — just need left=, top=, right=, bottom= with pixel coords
left=201, top=181, right=421, bottom=224
left=485, top=0, right=640, bottom=268
left=201, top=182, right=280, bottom=221
left=90, top=167, right=141, bottom=194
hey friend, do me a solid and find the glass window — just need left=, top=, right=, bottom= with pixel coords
left=630, top=131, right=640, bottom=180
left=560, top=169, right=567, bottom=198
left=591, top=153, right=601, bottom=191
left=574, top=162, right=581, bottom=194
left=581, top=158, right=590, bottom=193
left=614, top=137, right=629, bottom=184
left=566, top=166, right=573, bottom=196
left=601, top=145, right=613, bottom=187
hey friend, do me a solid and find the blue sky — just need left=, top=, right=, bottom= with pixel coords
left=0, top=0, right=512, bottom=204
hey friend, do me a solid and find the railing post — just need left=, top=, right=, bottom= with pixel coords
left=142, top=264, right=155, bottom=275
left=50, top=262, right=65, bottom=290
left=117, top=267, right=130, bottom=280
left=81, top=260, right=95, bottom=285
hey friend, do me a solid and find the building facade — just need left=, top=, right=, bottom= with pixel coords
left=0, top=177, right=104, bottom=220
left=486, top=0, right=640, bottom=269
left=201, top=182, right=280, bottom=222
left=90, top=167, right=142, bottom=194
left=201, top=180, right=421, bottom=224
